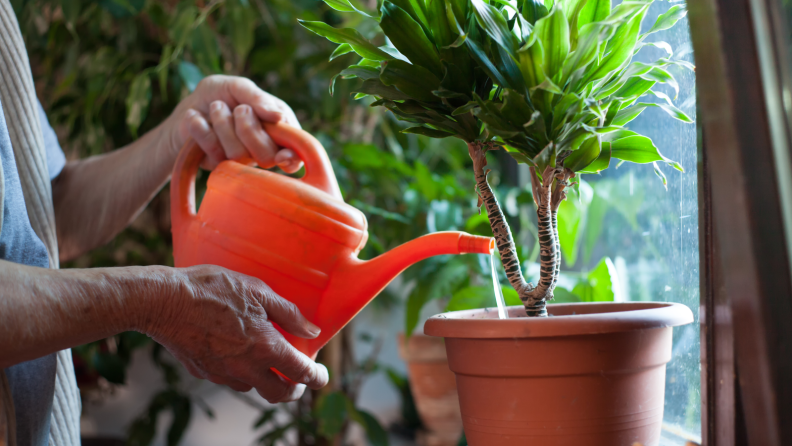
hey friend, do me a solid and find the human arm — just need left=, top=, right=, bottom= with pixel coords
left=52, top=75, right=303, bottom=261
left=0, top=260, right=328, bottom=402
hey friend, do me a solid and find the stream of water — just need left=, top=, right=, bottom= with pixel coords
left=490, top=253, right=509, bottom=319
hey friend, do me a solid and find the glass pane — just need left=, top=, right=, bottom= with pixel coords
left=566, top=2, right=701, bottom=443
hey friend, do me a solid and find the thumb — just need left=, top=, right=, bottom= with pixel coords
left=257, top=287, right=321, bottom=339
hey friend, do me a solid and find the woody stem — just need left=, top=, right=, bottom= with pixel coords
left=468, top=143, right=544, bottom=317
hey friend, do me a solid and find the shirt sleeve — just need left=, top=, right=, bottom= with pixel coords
left=36, top=100, right=66, bottom=181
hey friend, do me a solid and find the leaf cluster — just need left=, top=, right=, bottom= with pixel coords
left=302, top=0, right=693, bottom=178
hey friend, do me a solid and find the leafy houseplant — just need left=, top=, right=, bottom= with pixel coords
left=301, top=0, right=693, bottom=317
left=303, top=0, right=696, bottom=444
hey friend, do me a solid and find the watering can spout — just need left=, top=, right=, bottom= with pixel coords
left=352, top=232, right=495, bottom=289
left=308, top=232, right=494, bottom=355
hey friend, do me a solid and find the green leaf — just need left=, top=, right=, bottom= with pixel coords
left=574, top=257, right=619, bottom=301
left=177, top=60, right=204, bottom=93
left=445, top=285, right=521, bottom=312
left=653, top=161, right=668, bottom=190
left=556, top=178, right=593, bottom=266
left=580, top=7, right=647, bottom=86
left=354, top=410, right=390, bottom=446
left=253, top=409, right=278, bottom=429
left=534, top=5, right=570, bottom=79
left=563, top=0, right=591, bottom=49
left=191, top=23, right=221, bottom=73
left=640, top=66, right=678, bottom=99
left=426, top=0, right=454, bottom=46
left=391, top=0, right=430, bottom=26
left=380, top=60, right=442, bottom=102
left=355, top=79, right=413, bottom=101
left=613, top=76, right=655, bottom=101
left=578, top=140, right=611, bottom=173
left=637, top=40, right=673, bottom=58
left=380, top=1, right=444, bottom=76
left=126, top=73, right=151, bottom=137
left=562, top=0, right=589, bottom=26
left=323, top=0, right=378, bottom=18
left=447, top=0, right=469, bottom=27
left=402, top=126, right=456, bottom=138
left=577, top=0, right=610, bottom=29
left=643, top=5, right=687, bottom=37
left=564, top=136, right=600, bottom=172
left=316, top=392, right=349, bottom=437
left=166, top=394, right=191, bottom=446
left=299, top=21, right=392, bottom=61
left=559, top=22, right=604, bottom=86
left=330, top=43, right=355, bottom=60
left=553, top=286, right=582, bottom=303
left=227, top=0, right=257, bottom=63
left=581, top=190, right=606, bottom=263
left=465, top=38, right=512, bottom=88
left=531, top=77, right=562, bottom=94
left=617, top=100, right=693, bottom=125
left=471, top=0, right=519, bottom=53
left=169, top=6, right=197, bottom=45
left=522, top=0, right=549, bottom=24
left=452, top=101, right=479, bottom=115
left=341, top=65, right=381, bottom=80
left=608, top=131, right=682, bottom=171
left=517, top=35, right=546, bottom=89
left=509, top=151, right=536, bottom=165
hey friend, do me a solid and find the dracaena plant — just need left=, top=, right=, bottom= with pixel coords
left=301, top=0, right=693, bottom=317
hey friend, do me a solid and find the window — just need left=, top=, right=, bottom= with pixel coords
left=572, top=3, right=701, bottom=443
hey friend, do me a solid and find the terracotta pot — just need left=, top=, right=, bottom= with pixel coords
left=424, top=302, right=694, bottom=446
left=398, top=333, right=463, bottom=446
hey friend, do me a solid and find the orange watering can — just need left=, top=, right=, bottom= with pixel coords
left=170, top=121, right=494, bottom=359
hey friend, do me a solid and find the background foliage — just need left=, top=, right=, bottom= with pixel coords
left=11, top=0, right=663, bottom=444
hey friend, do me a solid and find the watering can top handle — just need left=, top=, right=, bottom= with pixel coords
left=170, top=121, right=343, bottom=231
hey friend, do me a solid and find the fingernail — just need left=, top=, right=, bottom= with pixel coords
left=316, top=364, right=329, bottom=385
left=236, top=105, right=249, bottom=115
left=306, top=321, right=321, bottom=336
left=211, top=102, right=223, bottom=112
left=261, top=108, right=283, bottom=122
left=290, top=383, right=307, bottom=400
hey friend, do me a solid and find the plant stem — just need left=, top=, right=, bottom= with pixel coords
left=524, top=165, right=558, bottom=315
left=468, top=142, right=542, bottom=316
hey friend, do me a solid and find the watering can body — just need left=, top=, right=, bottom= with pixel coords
left=171, top=122, right=494, bottom=359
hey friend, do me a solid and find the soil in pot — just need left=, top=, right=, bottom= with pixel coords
left=398, top=333, right=463, bottom=446
left=424, top=302, right=694, bottom=446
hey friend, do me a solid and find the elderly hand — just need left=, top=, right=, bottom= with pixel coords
left=166, top=75, right=303, bottom=173
left=144, top=265, right=328, bottom=403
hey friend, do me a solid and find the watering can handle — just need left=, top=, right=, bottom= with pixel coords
left=170, top=121, right=343, bottom=233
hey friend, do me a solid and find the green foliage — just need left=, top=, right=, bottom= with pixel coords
left=570, top=256, right=619, bottom=301
left=303, top=0, right=694, bottom=183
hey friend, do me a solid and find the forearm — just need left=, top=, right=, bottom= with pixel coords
left=52, top=120, right=180, bottom=261
left=0, top=259, right=172, bottom=367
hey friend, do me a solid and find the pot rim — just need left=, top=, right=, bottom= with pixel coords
left=424, top=302, right=694, bottom=339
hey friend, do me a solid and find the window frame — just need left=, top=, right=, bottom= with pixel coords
left=689, top=0, right=792, bottom=440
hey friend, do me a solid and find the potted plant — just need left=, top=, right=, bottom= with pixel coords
left=302, top=0, right=695, bottom=443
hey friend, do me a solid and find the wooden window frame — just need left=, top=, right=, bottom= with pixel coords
left=690, top=0, right=792, bottom=440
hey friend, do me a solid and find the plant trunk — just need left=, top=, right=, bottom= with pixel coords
left=469, top=143, right=544, bottom=316
left=468, top=143, right=574, bottom=317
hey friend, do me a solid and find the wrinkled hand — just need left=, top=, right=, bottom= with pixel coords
left=167, top=74, right=303, bottom=173
left=147, top=265, right=328, bottom=403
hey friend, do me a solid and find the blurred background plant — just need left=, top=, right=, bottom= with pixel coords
left=11, top=0, right=698, bottom=444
